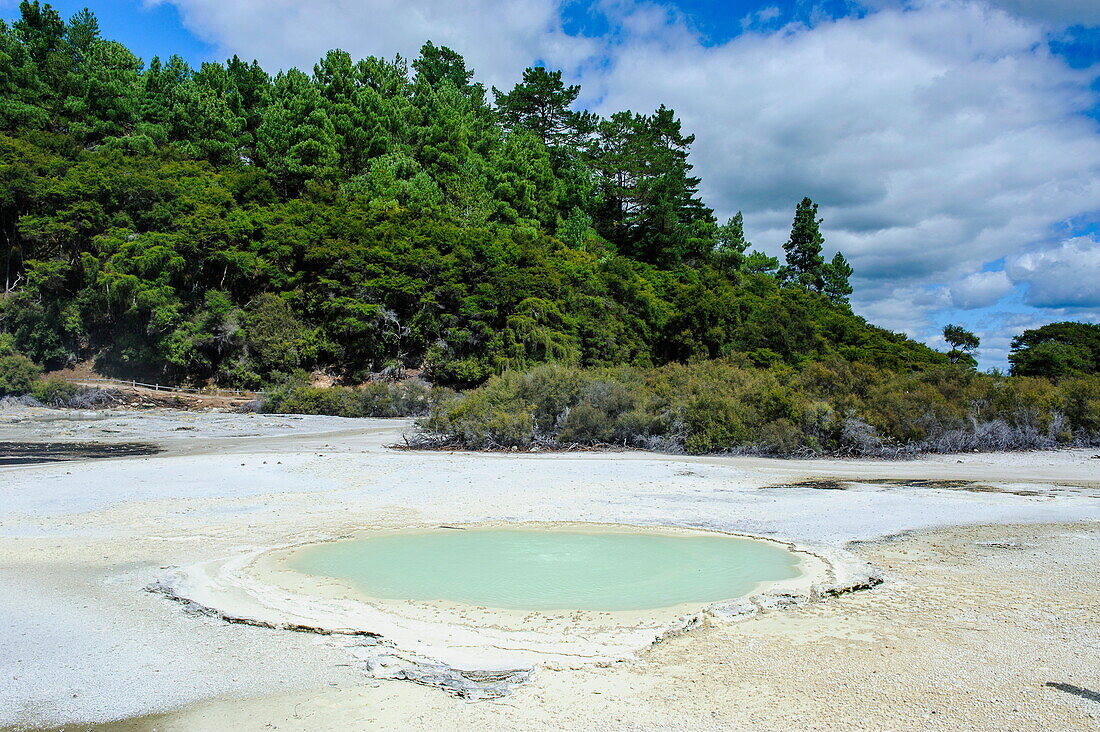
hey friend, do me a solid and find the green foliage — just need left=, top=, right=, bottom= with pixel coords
left=257, top=68, right=339, bottom=195
left=743, top=249, right=780, bottom=276
left=230, top=293, right=317, bottom=386
left=943, top=323, right=980, bottom=367
left=0, top=7, right=956, bottom=390
left=591, top=107, right=715, bottom=266
left=493, top=66, right=590, bottom=153
left=262, top=379, right=450, bottom=418
left=0, top=332, right=41, bottom=395
left=780, top=197, right=826, bottom=291
left=1009, top=322, right=1100, bottom=377
left=419, top=371, right=537, bottom=448
left=30, top=375, right=77, bottom=404
left=822, top=251, right=853, bottom=304
left=713, top=212, right=749, bottom=274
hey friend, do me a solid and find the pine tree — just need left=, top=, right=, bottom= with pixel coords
left=781, top=197, right=826, bottom=291
left=743, top=250, right=780, bottom=275
left=138, top=55, right=192, bottom=143
left=225, top=55, right=273, bottom=162
left=12, top=1, right=64, bottom=68
left=256, top=69, right=339, bottom=194
left=714, top=211, right=749, bottom=273
left=412, top=42, right=483, bottom=102
left=493, top=66, right=592, bottom=152
left=354, top=54, right=415, bottom=161
left=409, top=48, right=498, bottom=224
left=136, top=56, right=241, bottom=164
left=822, top=251, right=853, bottom=304
left=314, top=49, right=373, bottom=175
left=177, top=62, right=245, bottom=165
left=591, top=106, right=714, bottom=265
left=10, top=1, right=66, bottom=120
left=490, top=129, right=557, bottom=227
left=0, top=17, right=50, bottom=129
left=63, top=39, right=141, bottom=144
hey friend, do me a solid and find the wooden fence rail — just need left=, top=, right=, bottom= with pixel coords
left=59, top=377, right=265, bottom=398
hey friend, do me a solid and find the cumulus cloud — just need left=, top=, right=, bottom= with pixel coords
left=150, top=0, right=598, bottom=88
left=948, top=270, right=1014, bottom=309
left=583, top=1, right=1100, bottom=345
left=593, top=2, right=1100, bottom=270
left=1006, top=237, right=1100, bottom=308
left=853, top=282, right=950, bottom=337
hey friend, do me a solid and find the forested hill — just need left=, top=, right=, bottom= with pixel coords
left=0, top=2, right=948, bottom=388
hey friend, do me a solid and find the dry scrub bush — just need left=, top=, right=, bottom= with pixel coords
left=262, top=380, right=450, bottom=418
left=413, top=360, right=1100, bottom=456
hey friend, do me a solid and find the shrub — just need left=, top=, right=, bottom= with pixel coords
left=681, top=394, right=749, bottom=454
left=754, top=419, right=805, bottom=455
left=261, top=380, right=451, bottom=418
left=1060, top=378, right=1100, bottom=435
left=412, top=358, right=1100, bottom=456
left=557, top=403, right=614, bottom=444
left=0, top=353, right=42, bottom=397
left=30, top=378, right=80, bottom=406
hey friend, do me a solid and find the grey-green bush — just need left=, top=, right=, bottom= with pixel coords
left=260, top=380, right=452, bottom=418
left=412, top=360, right=1100, bottom=456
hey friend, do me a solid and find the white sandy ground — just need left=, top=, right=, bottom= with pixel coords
left=0, top=405, right=1098, bottom=730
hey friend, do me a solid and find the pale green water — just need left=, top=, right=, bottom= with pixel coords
left=285, top=528, right=802, bottom=611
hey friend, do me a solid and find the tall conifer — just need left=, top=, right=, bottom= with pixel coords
left=781, top=197, right=826, bottom=291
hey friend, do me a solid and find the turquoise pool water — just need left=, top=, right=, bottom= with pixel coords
left=284, top=528, right=802, bottom=611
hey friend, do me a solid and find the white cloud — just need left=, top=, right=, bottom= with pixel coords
left=1006, top=236, right=1100, bottom=307
left=151, top=0, right=599, bottom=88
left=587, top=0, right=1100, bottom=343
left=948, top=270, right=1014, bottom=309
left=853, top=282, right=950, bottom=337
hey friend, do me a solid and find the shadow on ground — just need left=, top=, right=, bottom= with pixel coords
left=1046, top=682, right=1100, bottom=703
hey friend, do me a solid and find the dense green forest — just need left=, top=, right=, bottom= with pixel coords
left=0, top=2, right=954, bottom=388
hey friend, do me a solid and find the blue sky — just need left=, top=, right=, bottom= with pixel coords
left=3, top=0, right=1099, bottom=369
left=0, top=1, right=213, bottom=61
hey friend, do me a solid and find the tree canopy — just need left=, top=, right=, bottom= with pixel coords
left=943, top=324, right=980, bottom=368
left=1009, top=322, right=1100, bottom=378
left=0, top=2, right=945, bottom=387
